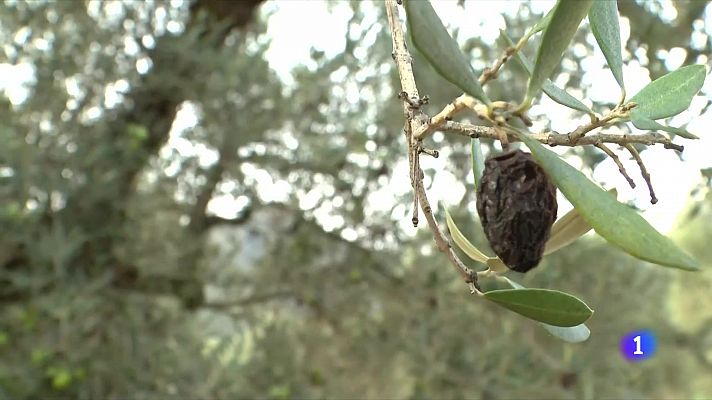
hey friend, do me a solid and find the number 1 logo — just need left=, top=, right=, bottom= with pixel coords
left=620, top=330, right=656, bottom=361
left=633, top=335, right=643, bottom=355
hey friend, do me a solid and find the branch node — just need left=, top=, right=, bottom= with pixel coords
left=420, top=147, right=439, bottom=158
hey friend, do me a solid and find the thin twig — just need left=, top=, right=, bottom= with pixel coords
left=386, top=0, right=479, bottom=291
left=436, top=121, right=684, bottom=151
left=567, top=102, right=637, bottom=142
left=404, top=123, right=419, bottom=226
left=479, top=45, right=516, bottom=85
left=624, top=143, right=658, bottom=204
left=419, top=146, right=439, bottom=158
left=594, top=143, right=636, bottom=188
left=412, top=140, right=421, bottom=226
left=414, top=94, right=486, bottom=139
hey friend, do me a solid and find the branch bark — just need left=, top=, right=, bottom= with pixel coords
left=432, top=121, right=684, bottom=152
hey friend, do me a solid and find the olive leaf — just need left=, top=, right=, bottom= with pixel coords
left=404, top=0, right=491, bottom=105
left=445, top=208, right=507, bottom=272
left=544, top=204, right=593, bottom=256
left=589, top=1, right=625, bottom=93
left=445, top=208, right=489, bottom=264
left=515, top=131, right=699, bottom=271
left=486, top=257, right=507, bottom=273
left=501, top=277, right=590, bottom=342
left=524, top=0, right=593, bottom=108
left=483, top=288, right=593, bottom=327
left=525, top=5, right=555, bottom=39
left=544, top=189, right=617, bottom=256
left=499, top=30, right=593, bottom=115
left=630, top=112, right=699, bottom=140
left=471, top=138, right=485, bottom=189
left=629, top=64, right=706, bottom=120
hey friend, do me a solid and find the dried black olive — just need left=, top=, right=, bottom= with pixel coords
left=476, top=150, right=557, bottom=272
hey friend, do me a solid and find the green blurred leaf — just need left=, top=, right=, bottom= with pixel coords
left=269, top=384, right=290, bottom=400
left=445, top=208, right=488, bottom=264
left=499, top=31, right=592, bottom=114
left=501, top=277, right=590, bottom=342
left=630, top=112, right=699, bottom=139
left=516, top=131, right=699, bottom=270
left=349, top=268, right=362, bottom=281
left=471, top=138, right=485, bottom=189
left=31, top=349, right=49, bottom=365
left=50, top=368, right=72, bottom=390
left=404, top=0, right=490, bottom=104
left=629, top=64, right=706, bottom=120
left=524, top=0, right=593, bottom=106
left=126, top=123, right=148, bottom=142
left=484, top=288, right=593, bottom=327
left=589, top=1, right=625, bottom=92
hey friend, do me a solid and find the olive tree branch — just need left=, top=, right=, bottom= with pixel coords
left=386, top=0, right=480, bottom=292
left=436, top=120, right=685, bottom=152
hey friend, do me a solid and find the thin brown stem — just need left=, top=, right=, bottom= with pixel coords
left=479, top=45, right=516, bottom=85
left=594, top=143, right=636, bottom=189
left=437, top=121, right=684, bottom=151
left=624, top=144, right=658, bottom=204
left=412, top=141, right=421, bottom=226
left=567, top=102, right=638, bottom=142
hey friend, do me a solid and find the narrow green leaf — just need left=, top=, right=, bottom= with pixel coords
left=484, top=288, right=593, bottom=327
left=540, top=77, right=594, bottom=115
left=445, top=208, right=489, bottom=264
left=501, top=277, right=590, bottom=342
left=499, top=31, right=593, bottom=114
left=629, top=64, right=706, bottom=120
left=544, top=207, right=593, bottom=256
left=525, top=6, right=555, bottom=39
left=544, top=189, right=617, bottom=256
left=404, top=0, right=490, bottom=105
left=589, top=1, right=625, bottom=92
left=525, top=0, right=593, bottom=106
left=515, top=131, right=699, bottom=270
left=631, top=111, right=699, bottom=139
left=471, top=138, right=485, bottom=189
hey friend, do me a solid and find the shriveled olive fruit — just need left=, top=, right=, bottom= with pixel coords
left=476, top=150, right=557, bottom=272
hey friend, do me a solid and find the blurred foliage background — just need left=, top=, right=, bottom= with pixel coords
left=1, top=0, right=712, bottom=398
